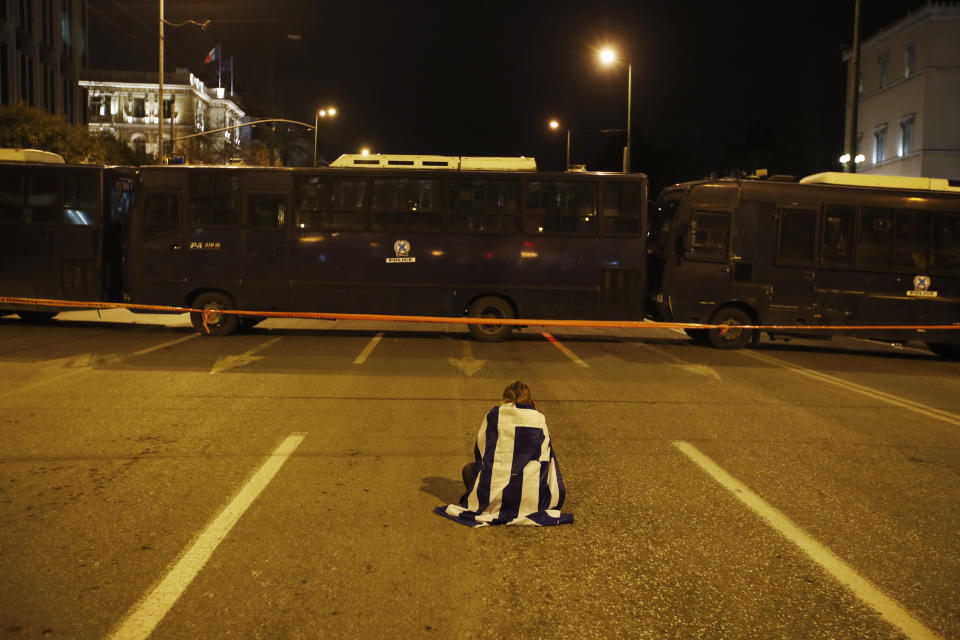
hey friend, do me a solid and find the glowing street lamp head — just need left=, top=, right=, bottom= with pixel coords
left=599, top=47, right=617, bottom=66
left=318, top=109, right=327, bottom=118
left=549, top=119, right=560, bottom=130
left=360, top=148, right=370, bottom=156
left=327, top=107, right=337, bottom=117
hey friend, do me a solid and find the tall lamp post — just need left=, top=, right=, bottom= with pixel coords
left=598, top=46, right=632, bottom=173
left=313, top=106, right=337, bottom=167
left=548, top=119, right=571, bottom=171
left=158, top=1, right=208, bottom=162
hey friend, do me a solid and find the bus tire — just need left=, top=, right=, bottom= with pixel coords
left=684, top=328, right=709, bottom=345
left=926, top=342, right=960, bottom=360
left=707, top=307, right=754, bottom=350
left=467, top=296, right=514, bottom=342
left=17, top=311, right=58, bottom=322
left=190, top=292, right=239, bottom=336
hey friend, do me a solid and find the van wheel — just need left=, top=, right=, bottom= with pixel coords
left=190, top=292, right=239, bottom=336
left=467, top=296, right=514, bottom=342
left=17, top=311, right=58, bottom=322
left=926, top=342, right=960, bottom=359
left=707, top=307, right=754, bottom=349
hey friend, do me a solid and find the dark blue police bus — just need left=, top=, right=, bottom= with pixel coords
left=0, top=150, right=134, bottom=320
left=123, top=154, right=649, bottom=339
left=647, top=171, right=960, bottom=357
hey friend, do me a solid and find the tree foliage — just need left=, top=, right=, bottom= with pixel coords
left=0, top=103, right=144, bottom=165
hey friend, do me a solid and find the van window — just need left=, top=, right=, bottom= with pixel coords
left=892, top=211, right=930, bottom=271
left=777, top=208, right=817, bottom=266
left=821, top=205, right=854, bottom=267
left=143, top=192, right=179, bottom=237
left=686, top=210, right=729, bottom=260
left=856, top=207, right=893, bottom=270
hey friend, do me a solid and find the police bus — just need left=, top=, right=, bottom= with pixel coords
left=123, top=154, right=648, bottom=339
left=646, top=171, right=960, bottom=357
left=0, top=150, right=134, bottom=320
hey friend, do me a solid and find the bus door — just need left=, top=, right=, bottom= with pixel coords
left=242, top=192, right=290, bottom=309
left=135, top=190, right=184, bottom=302
left=768, top=206, right=821, bottom=324
left=671, top=207, right=735, bottom=321
left=183, top=173, right=243, bottom=300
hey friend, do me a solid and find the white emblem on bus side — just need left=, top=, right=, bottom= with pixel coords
left=386, top=239, right=416, bottom=263
left=907, top=275, right=937, bottom=297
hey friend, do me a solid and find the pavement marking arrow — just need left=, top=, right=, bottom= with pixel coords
left=209, top=337, right=282, bottom=375
left=447, top=338, right=485, bottom=376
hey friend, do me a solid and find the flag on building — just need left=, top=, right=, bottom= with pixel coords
left=204, top=45, right=220, bottom=64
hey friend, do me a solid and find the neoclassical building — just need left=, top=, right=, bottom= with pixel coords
left=843, top=3, right=960, bottom=178
left=79, top=69, right=245, bottom=158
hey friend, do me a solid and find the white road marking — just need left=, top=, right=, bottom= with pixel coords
left=130, top=334, right=199, bottom=357
left=108, top=433, right=307, bottom=640
left=632, top=341, right=721, bottom=380
left=353, top=332, right=384, bottom=365
left=542, top=332, right=589, bottom=368
left=674, top=441, right=945, bottom=640
left=447, top=337, right=485, bottom=376
left=740, top=349, right=960, bottom=428
left=209, top=337, right=281, bottom=374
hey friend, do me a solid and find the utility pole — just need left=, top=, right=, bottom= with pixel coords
left=158, top=0, right=165, bottom=162
left=844, top=0, right=861, bottom=172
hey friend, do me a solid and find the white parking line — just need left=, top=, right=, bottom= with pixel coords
left=542, top=332, right=589, bottom=368
left=740, top=349, right=960, bottom=428
left=108, top=433, right=307, bottom=640
left=674, top=441, right=944, bottom=640
left=353, top=332, right=384, bottom=365
left=130, top=334, right=199, bottom=357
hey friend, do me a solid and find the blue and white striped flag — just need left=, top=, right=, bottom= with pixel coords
left=435, top=403, right=573, bottom=527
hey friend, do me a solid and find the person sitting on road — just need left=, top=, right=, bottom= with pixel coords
left=435, top=381, right=573, bottom=527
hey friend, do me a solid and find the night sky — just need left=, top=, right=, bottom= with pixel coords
left=88, top=0, right=928, bottom=193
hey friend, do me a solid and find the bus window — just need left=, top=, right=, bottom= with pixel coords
left=448, top=178, right=519, bottom=233
left=371, top=178, right=444, bottom=231
left=892, top=211, right=931, bottom=271
left=821, top=205, right=854, bottom=267
left=777, top=208, right=817, bottom=266
left=26, top=173, right=58, bottom=224
left=143, top=192, right=180, bottom=237
left=600, top=182, right=643, bottom=235
left=189, top=173, right=240, bottom=228
left=856, top=207, right=893, bottom=270
left=684, top=210, right=729, bottom=260
left=931, top=213, right=960, bottom=271
left=249, top=194, right=286, bottom=228
left=525, top=180, right=597, bottom=234
left=0, top=172, right=23, bottom=222
left=61, top=172, right=98, bottom=226
left=295, top=176, right=368, bottom=231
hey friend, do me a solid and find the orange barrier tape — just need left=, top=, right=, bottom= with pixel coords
left=2, top=295, right=959, bottom=335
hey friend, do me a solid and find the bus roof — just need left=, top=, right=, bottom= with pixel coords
left=0, top=148, right=65, bottom=164
left=330, top=154, right=537, bottom=171
left=800, top=171, right=960, bottom=193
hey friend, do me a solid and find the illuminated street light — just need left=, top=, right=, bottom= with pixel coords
left=313, top=105, right=337, bottom=167
left=548, top=119, right=571, bottom=171
left=361, top=148, right=371, bottom=155
left=598, top=45, right=633, bottom=173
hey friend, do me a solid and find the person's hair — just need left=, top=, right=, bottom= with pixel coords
left=502, top=381, right=532, bottom=405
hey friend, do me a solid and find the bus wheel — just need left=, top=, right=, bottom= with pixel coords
left=17, top=311, right=58, bottom=322
left=467, top=296, right=514, bottom=342
left=926, top=342, right=960, bottom=359
left=707, top=307, right=754, bottom=349
left=190, top=292, right=239, bottom=336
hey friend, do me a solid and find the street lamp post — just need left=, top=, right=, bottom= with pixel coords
left=598, top=46, right=633, bottom=173
left=313, top=106, right=337, bottom=167
left=548, top=119, right=571, bottom=171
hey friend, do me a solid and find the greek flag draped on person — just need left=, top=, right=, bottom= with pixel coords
left=435, top=402, right=573, bottom=527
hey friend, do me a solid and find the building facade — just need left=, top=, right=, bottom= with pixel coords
left=0, top=0, right=88, bottom=123
left=79, top=69, right=245, bottom=158
left=843, top=3, right=960, bottom=179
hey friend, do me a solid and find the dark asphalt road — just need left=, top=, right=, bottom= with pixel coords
left=1, top=311, right=958, bottom=639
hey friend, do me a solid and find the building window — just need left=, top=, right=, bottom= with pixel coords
left=878, top=53, right=889, bottom=89
left=873, top=125, right=887, bottom=164
left=899, top=115, right=914, bottom=157
left=857, top=72, right=863, bottom=95
left=131, top=135, right=147, bottom=155
left=163, top=98, right=174, bottom=119
left=132, top=97, right=145, bottom=118
left=905, top=42, right=916, bottom=78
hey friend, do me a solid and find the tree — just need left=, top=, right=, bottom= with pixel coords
left=0, top=103, right=142, bottom=165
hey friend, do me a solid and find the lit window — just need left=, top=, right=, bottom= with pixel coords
left=899, top=115, right=915, bottom=157
left=873, top=125, right=887, bottom=164
left=905, top=42, right=916, bottom=78
left=878, top=53, right=889, bottom=89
